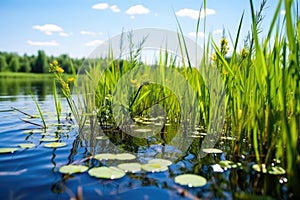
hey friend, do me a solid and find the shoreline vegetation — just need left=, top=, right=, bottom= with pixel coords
left=0, top=72, right=56, bottom=79
left=0, top=50, right=83, bottom=74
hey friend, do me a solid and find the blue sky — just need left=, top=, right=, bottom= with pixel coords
left=0, top=0, right=284, bottom=58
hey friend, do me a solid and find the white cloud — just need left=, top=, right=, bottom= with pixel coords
left=33, top=24, right=63, bottom=35
left=175, top=8, right=216, bottom=20
left=126, top=5, right=150, bottom=15
left=188, top=32, right=205, bottom=38
left=27, top=40, right=59, bottom=46
left=80, top=30, right=102, bottom=36
left=110, top=5, right=120, bottom=13
left=80, top=31, right=96, bottom=36
left=92, top=3, right=120, bottom=12
left=59, top=32, right=72, bottom=37
left=213, top=29, right=223, bottom=35
left=280, top=10, right=286, bottom=15
left=92, top=3, right=109, bottom=10
left=85, top=40, right=104, bottom=46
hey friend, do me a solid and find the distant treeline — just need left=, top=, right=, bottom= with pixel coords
left=0, top=50, right=84, bottom=74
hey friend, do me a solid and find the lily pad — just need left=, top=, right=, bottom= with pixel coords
left=55, top=129, right=69, bottom=133
left=174, top=174, right=207, bottom=187
left=23, top=129, right=44, bottom=134
left=252, top=164, right=286, bottom=175
left=219, top=160, right=242, bottom=169
left=88, top=166, right=125, bottom=179
left=142, top=163, right=168, bottom=172
left=59, top=165, right=88, bottom=174
left=252, top=164, right=268, bottom=173
left=117, top=163, right=141, bottom=173
left=18, top=143, right=35, bottom=149
left=0, top=148, right=18, bottom=154
left=44, top=142, right=67, bottom=148
left=148, top=158, right=172, bottom=167
left=40, top=137, right=59, bottom=142
left=268, top=166, right=286, bottom=175
left=220, top=136, right=236, bottom=141
left=41, top=133, right=56, bottom=136
left=94, top=153, right=116, bottom=160
left=115, top=153, right=136, bottom=160
left=202, top=148, right=223, bottom=154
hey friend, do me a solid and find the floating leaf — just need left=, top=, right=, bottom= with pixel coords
left=117, top=163, right=141, bottom=173
left=40, top=137, right=59, bottom=142
left=94, top=153, right=116, bottom=160
left=219, top=160, right=242, bottom=169
left=252, top=164, right=286, bottom=175
left=252, top=164, right=267, bottom=173
left=55, top=129, right=69, bottom=133
left=88, top=166, right=125, bottom=179
left=0, top=148, right=18, bottom=154
left=59, top=165, right=88, bottom=174
left=115, top=153, right=136, bottom=160
left=23, top=129, right=43, bottom=134
left=202, top=148, right=223, bottom=154
left=18, top=143, right=35, bottom=149
left=174, top=174, right=207, bottom=187
left=93, top=153, right=136, bottom=161
left=142, top=163, right=168, bottom=172
left=41, top=133, right=56, bottom=136
left=268, top=166, right=286, bottom=175
left=220, top=136, right=236, bottom=141
left=148, top=158, right=172, bottom=167
left=44, top=142, right=67, bottom=148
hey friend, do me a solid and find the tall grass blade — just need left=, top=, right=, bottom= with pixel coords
left=31, top=94, right=46, bottom=129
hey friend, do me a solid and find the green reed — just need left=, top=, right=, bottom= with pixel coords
left=31, top=94, right=47, bottom=129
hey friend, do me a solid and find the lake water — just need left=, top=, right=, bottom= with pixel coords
left=0, top=77, right=288, bottom=199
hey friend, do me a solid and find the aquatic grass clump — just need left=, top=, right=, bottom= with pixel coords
left=49, top=60, right=80, bottom=125
left=208, top=0, right=299, bottom=195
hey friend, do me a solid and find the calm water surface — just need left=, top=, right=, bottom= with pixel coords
left=0, top=78, right=288, bottom=200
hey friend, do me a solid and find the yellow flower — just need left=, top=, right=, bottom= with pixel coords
left=53, top=60, right=58, bottom=66
left=57, top=67, right=64, bottom=73
left=211, top=53, right=217, bottom=62
left=67, top=77, right=75, bottom=82
left=220, top=38, right=229, bottom=56
left=220, top=38, right=228, bottom=47
left=130, top=79, right=137, bottom=84
left=240, top=48, right=249, bottom=59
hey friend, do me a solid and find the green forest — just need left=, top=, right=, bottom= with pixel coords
left=0, top=50, right=83, bottom=74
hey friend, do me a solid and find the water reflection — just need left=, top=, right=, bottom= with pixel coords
left=0, top=77, right=53, bottom=101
